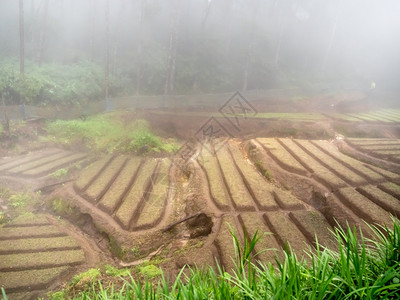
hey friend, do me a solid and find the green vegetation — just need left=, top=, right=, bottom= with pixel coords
left=46, top=113, right=178, bottom=154
left=106, top=265, right=131, bottom=278
left=138, top=264, right=162, bottom=279
left=254, top=112, right=325, bottom=121
left=254, top=159, right=273, bottom=182
left=130, top=246, right=141, bottom=258
left=39, top=218, right=400, bottom=299
left=0, top=59, right=103, bottom=105
left=50, top=168, right=69, bottom=179
left=9, top=193, right=31, bottom=208
left=0, top=211, right=4, bottom=224
left=71, top=268, right=102, bottom=287
left=331, top=109, right=400, bottom=124
left=50, top=198, right=76, bottom=217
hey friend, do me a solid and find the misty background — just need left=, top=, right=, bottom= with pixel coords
left=0, top=0, right=399, bottom=105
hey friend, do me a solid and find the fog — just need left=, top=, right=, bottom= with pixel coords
left=1, top=0, right=400, bottom=95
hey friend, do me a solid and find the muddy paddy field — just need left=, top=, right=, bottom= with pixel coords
left=1, top=98, right=400, bottom=299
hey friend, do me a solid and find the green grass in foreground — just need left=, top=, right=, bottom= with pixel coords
left=45, top=112, right=179, bottom=154
left=10, top=218, right=393, bottom=299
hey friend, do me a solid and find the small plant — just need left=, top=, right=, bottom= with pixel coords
left=71, top=268, right=101, bottom=287
left=138, top=264, right=162, bottom=279
left=51, top=198, right=74, bottom=216
left=46, top=113, right=178, bottom=154
left=263, top=169, right=272, bottom=181
left=254, top=160, right=272, bottom=181
left=0, top=187, right=11, bottom=199
left=128, top=130, right=163, bottom=154
left=131, top=245, right=141, bottom=258
left=51, top=168, right=69, bottom=179
left=105, top=265, right=130, bottom=277
left=9, top=193, right=31, bottom=208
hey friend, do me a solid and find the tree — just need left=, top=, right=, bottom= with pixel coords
left=321, top=0, right=343, bottom=71
left=104, top=0, right=110, bottom=100
left=136, top=0, right=146, bottom=95
left=164, top=0, right=182, bottom=95
left=19, top=0, right=25, bottom=75
left=36, top=0, right=50, bottom=67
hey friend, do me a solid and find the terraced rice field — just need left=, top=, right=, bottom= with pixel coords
left=251, top=138, right=400, bottom=230
left=330, top=109, right=400, bottom=123
left=197, top=141, right=338, bottom=268
left=1, top=135, right=400, bottom=288
left=346, top=138, right=400, bottom=164
left=0, top=148, right=87, bottom=179
left=0, top=214, right=87, bottom=298
left=74, top=156, right=171, bottom=231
